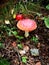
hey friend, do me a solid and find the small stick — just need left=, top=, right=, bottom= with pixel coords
left=14, top=47, right=22, bottom=65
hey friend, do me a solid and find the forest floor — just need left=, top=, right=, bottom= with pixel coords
left=0, top=7, right=49, bottom=65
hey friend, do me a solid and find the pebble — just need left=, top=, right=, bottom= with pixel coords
left=5, top=20, right=10, bottom=24
left=35, top=62, right=41, bottom=65
left=37, top=43, right=41, bottom=48
left=30, top=48, right=39, bottom=56
left=11, top=42, right=16, bottom=47
left=19, top=50, right=26, bottom=55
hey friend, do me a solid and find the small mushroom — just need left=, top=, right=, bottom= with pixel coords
left=17, top=19, right=37, bottom=37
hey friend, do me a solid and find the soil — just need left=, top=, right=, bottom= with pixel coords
left=0, top=9, right=49, bottom=65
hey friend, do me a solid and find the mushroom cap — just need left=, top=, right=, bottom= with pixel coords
left=17, top=19, right=37, bottom=32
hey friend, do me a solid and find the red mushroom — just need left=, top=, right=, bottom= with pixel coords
left=17, top=19, right=37, bottom=37
left=16, top=14, right=24, bottom=21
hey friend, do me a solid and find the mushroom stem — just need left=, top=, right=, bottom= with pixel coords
left=25, top=31, right=29, bottom=37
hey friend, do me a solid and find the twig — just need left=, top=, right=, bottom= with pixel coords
left=14, top=47, right=21, bottom=64
left=5, top=42, right=11, bottom=49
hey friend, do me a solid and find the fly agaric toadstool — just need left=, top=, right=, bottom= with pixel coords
left=17, top=19, right=37, bottom=37
left=16, top=14, right=24, bottom=21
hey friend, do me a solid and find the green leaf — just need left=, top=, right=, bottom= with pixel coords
left=18, top=44, right=23, bottom=49
left=46, top=4, right=49, bottom=10
left=14, top=3, right=20, bottom=13
left=12, top=31, right=18, bottom=36
left=20, top=4, right=27, bottom=14
left=17, top=39, right=21, bottom=43
left=8, top=31, right=12, bottom=36
left=0, top=58, right=10, bottom=65
left=16, top=36, right=24, bottom=40
left=44, top=17, right=49, bottom=28
left=31, top=36, right=38, bottom=43
left=0, top=42, right=3, bottom=48
left=22, top=56, right=27, bottom=63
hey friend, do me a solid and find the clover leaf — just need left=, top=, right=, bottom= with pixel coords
left=22, top=56, right=27, bottom=63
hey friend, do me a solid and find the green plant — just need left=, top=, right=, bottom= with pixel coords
left=5, top=27, right=18, bottom=36
left=16, top=35, right=24, bottom=43
left=12, top=31, right=18, bottom=36
left=0, top=58, right=10, bottom=65
left=46, top=4, right=49, bottom=10
left=0, top=0, right=15, bottom=20
left=31, top=36, right=39, bottom=43
left=0, top=25, right=17, bottom=37
left=22, top=56, right=27, bottom=63
left=0, top=42, right=4, bottom=48
left=44, top=17, right=49, bottom=28
left=18, top=44, right=23, bottom=49
left=0, top=0, right=44, bottom=20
